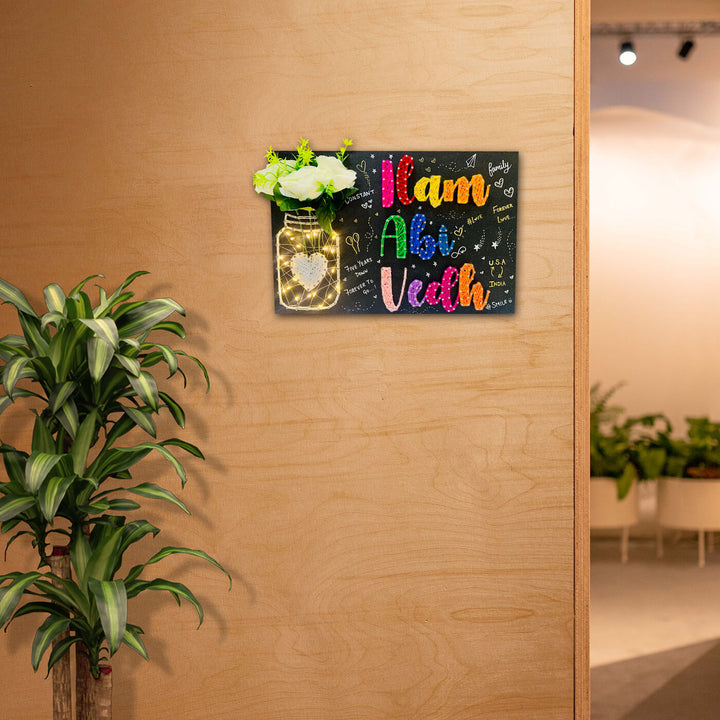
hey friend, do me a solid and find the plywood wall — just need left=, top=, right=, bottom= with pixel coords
left=0, top=2, right=582, bottom=718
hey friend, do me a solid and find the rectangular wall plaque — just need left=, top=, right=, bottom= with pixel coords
left=272, top=150, right=518, bottom=314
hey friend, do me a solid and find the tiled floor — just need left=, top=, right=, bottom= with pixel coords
left=591, top=534, right=720, bottom=667
left=591, top=533, right=720, bottom=718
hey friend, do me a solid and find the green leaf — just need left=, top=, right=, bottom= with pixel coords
left=49, top=381, right=78, bottom=415
left=43, top=283, right=66, bottom=314
left=70, top=529, right=91, bottom=589
left=87, top=337, right=115, bottom=383
left=122, top=405, right=156, bottom=437
left=122, top=623, right=149, bottom=660
left=3, top=449, right=27, bottom=488
left=126, top=482, right=189, bottom=514
left=116, top=299, right=185, bottom=337
left=84, top=526, right=124, bottom=583
left=65, top=292, right=93, bottom=320
left=31, top=615, right=71, bottom=671
left=67, top=274, right=104, bottom=298
left=45, top=635, right=81, bottom=677
left=19, top=313, right=50, bottom=355
left=119, top=520, right=159, bottom=554
left=38, top=475, right=75, bottom=522
left=0, top=278, right=37, bottom=317
left=124, top=577, right=204, bottom=626
left=31, top=415, right=55, bottom=454
left=88, top=578, right=127, bottom=654
left=0, top=389, right=37, bottom=417
left=0, top=572, right=42, bottom=625
left=79, top=317, right=119, bottom=349
left=25, top=453, right=63, bottom=493
left=55, top=398, right=79, bottom=440
left=71, top=410, right=98, bottom=476
left=127, top=371, right=159, bottom=411
left=158, top=391, right=185, bottom=428
left=160, top=438, right=204, bottom=459
left=150, top=321, right=186, bottom=338
left=116, top=354, right=141, bottom=377
left=53, top=321, right=90, bottom=382
left=2, top=356, right=34, bottom=399
left=616, top=463, right=637, bottom=500
left=0, top=495, right=35, bottom=522
left=40, top=311, right=66, bottom=332
left=176, top=351, right=210, bottom=391
left=125, top=546, right=231, bottom=589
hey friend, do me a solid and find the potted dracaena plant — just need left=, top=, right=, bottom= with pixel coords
left=0, top=272, right=230, bottom=720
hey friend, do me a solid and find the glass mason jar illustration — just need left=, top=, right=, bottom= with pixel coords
left=276, top=210, right=341, bottom=311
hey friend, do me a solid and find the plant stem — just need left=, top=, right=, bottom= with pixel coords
left=50, top=546, right=72, bottom=720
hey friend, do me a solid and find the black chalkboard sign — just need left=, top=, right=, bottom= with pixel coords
left=271, top=151, right=518, bottom=314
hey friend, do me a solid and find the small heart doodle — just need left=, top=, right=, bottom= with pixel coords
left=494, top=178, right=504, bottom=188
left=291, top=253, right=327, bottom=291
left=504, top=187, right=515, bottom=198
left=361, top=201, right=372, bottom=209
left=453, top=227, right=464, bottom=237
left=356, top=160, right=367, bottom=173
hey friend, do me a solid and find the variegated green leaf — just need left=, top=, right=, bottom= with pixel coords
left=127, top=371, right=159, bottom=411
left=67, top=274, right=103, bottom=298
left=40, top=311, right=66, bottom=332
left=119, top=520, right=159, bottom=553
left=70, top=529, right=91, bottom=587
left=158, top=391, right=185, bottom=428
left=53, top=321, right=90, bottom=381
left=126, top=482, right=188, bottom=514
left=125, top=546, right=231, bottom=589
left=31, top=615, right=71, bottom=671
left=0, top=278, right=37, bottom=317
left=122, top=623, right=149, bottom=660
left=3, top=449, right=27, bottom=488
left=31, top=414, right=55, bottom=454
left=150, top=320, right=186, bottom=338
left=2, top=356, right=34, bottom=399
left=96, top=271, right=149, bottom=316
left=160, top=438, right=204, bottom=459
left=119, top=337, right=141, bottom=354
left=87, top=336, right=115, bottom=383
left=124, top=577, right=203, bottom=625
left=0, top=389, right=37, bottom=417
left=49, top=381, right=77, bottom=415
left=117, top=299, right=185, bottom=337
left=0, top=496, right=35, bottom=522
left=25, top=453, right=63, bottom=493
left=38, top=475, right=74, bottom=522
left=46, top=635, right=81, bottom=677
left=79, top=317, right=119, bottom=349
left=116, top=354, right=141, bottom=376
left=84, top=527, right=124, bottom=584
left=55, top=397, right=79, bottom=439
left=176, top=351, right=210, bottom=391
left=71, top=410, right=98, bottom=475
left=43, top=283, right=66, bottom=314
left=19, top=314, right=49, bottom=354
left=0, top=572, right=42, bottom=625
left=122, top=405, right=156, bottom=437
left=88, top=578, right=127, bottom=654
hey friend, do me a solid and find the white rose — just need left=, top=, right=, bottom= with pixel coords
left=315, top=155, right=356, bottom=192
left=278, top=165, right=325, bottom=201
left=253, top=160, right=297, bottom=195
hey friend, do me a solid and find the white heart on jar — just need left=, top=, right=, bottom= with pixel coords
left=291, top=252, right=328, bottom=291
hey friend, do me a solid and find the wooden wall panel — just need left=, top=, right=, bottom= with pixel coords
left=0, top=1, right=583, bottom=718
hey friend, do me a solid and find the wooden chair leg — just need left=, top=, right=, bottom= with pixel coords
left=621, top=526, right=629, bottom=563
left=699, top=529, right=705, bottom=568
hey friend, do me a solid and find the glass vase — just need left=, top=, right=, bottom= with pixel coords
left=276, top=210, right=340, bottom=311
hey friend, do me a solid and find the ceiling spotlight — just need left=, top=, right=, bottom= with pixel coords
left=619, top=39, right=637, bottom=66
left=678, top=37, right=695, bottom=59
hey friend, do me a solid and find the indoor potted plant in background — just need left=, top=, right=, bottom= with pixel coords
left=0, top=272, right=230, bottom=719
left=589, top=383, right=668, bottom=561
left=657, top=417, right=720, bottom=567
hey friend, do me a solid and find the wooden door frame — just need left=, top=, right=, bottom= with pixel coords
left=574, top=0, right=591, bottom=717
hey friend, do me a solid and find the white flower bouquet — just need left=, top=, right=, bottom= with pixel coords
left=253, top=138, right=357, bottom=233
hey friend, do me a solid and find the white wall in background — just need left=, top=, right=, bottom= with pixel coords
left=590, top=106, right=720, bottom=429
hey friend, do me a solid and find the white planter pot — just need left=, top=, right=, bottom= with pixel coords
left=657, top=477, right=720, bottom=566
left=590, top=477, right=640, bottom=562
